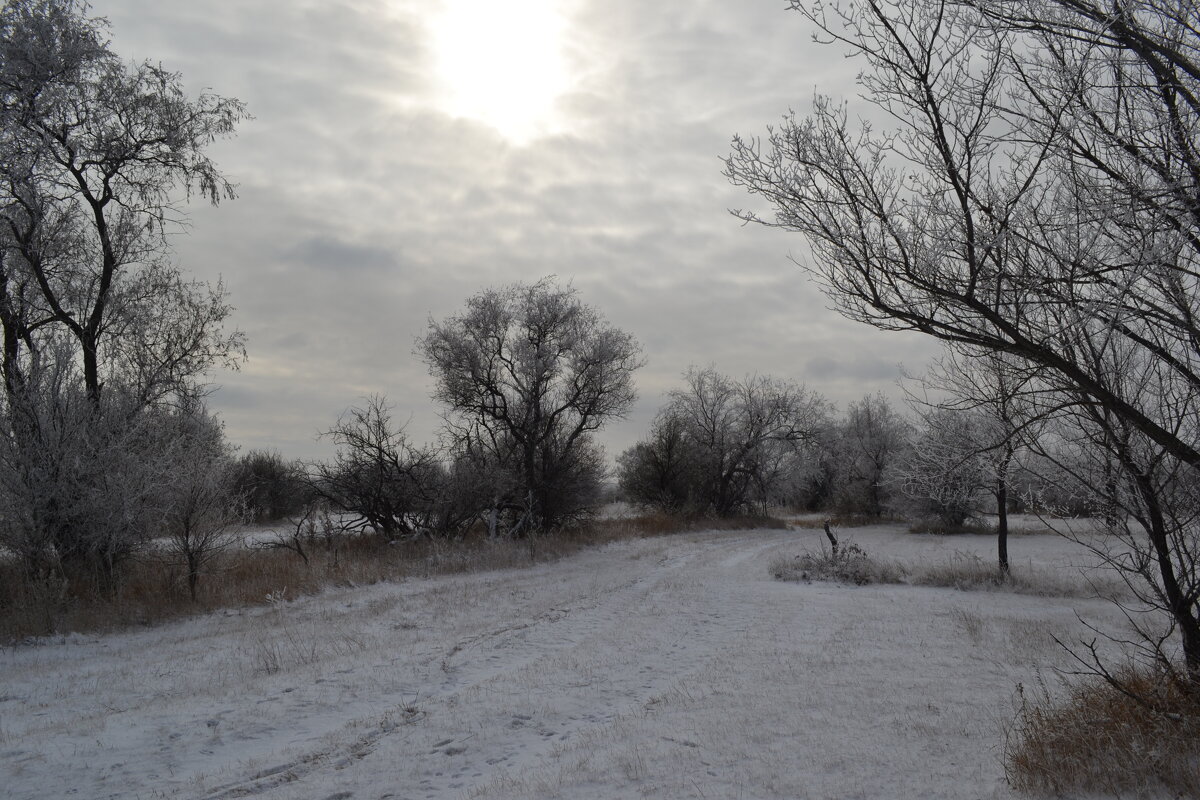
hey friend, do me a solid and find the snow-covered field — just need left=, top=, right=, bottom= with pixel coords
left=1, top=521, right=1128, bottom=799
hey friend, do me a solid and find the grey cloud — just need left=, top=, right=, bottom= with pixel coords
left=287, top=236, right=399, bottom=273
left=95, top=0, right=941, bottom=460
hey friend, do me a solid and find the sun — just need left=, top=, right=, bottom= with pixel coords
left=430, top=0, right=572, bottom=143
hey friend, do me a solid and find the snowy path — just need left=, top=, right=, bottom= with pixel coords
left=1, top=526, right=1120, bottom=799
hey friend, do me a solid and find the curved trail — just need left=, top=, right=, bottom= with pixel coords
left=1, top=527, right=1113, bottom=799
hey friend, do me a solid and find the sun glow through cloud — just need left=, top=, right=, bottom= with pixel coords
left=431, top=0, right=572, bottom=143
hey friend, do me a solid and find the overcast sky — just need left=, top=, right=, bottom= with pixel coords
left=96, top=0, right=941, bottom=461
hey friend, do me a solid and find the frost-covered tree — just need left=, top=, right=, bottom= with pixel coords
left=892, top=406, right=992, bottom=528
left=0, top=1, right=246, bottom=587
left=158, top=401, right=241, bottom=602
left=829, top=393, right=911, bottom=517
left=0, top=0, right=246, bottom=406
left=905, top=348, right=1042, bottom=571
left=419, top=278, right=642, bottom=533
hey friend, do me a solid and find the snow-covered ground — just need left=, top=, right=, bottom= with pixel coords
left=1, top=522, right=1128, bottom=799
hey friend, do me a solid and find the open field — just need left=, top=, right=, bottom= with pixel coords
left=1, top=520, right=1136, bottom=799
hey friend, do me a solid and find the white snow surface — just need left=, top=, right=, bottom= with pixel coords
left=2, top=523, right=1128, bottom=799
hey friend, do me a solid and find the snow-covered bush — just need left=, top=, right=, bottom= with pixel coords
left=770, top=542, right=904, bottom=586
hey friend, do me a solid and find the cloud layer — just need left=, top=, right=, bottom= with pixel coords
left=98, top=0, right=941, bottom=460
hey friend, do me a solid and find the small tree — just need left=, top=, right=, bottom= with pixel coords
left=419, top=278, right=643, bottom=533
left=158, top=403, right=242, bottom=602
left=903, top=348, right=1042, bottom=571
left=311, top=396, right=440, bottom=541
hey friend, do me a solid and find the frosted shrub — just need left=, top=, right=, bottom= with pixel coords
left=771, top=542, right=904, bottom=586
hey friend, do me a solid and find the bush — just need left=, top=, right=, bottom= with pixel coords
left=770, top=542, right=905, bottom=586
left=1006, top=670, right=1200, bottom=798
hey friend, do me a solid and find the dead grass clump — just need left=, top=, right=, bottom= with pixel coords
left=770, top=543, right=905, bottom=586
left=1006, top=670, right=1200, bottom=798
left=909, top=553, right=1101, bottom=598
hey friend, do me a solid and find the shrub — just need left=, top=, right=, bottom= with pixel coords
left=770, top=542, right=905, bottom=586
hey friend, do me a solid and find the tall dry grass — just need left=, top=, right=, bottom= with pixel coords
left=1006, top=670, right=1200, bottom=798
left=0, top=512, right=784, bottom=641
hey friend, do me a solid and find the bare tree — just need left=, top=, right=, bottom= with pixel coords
left=311, top=396, right=442, bottom=541
left=891, top=406, right=991, bottom=528
left=620, top=367, right=828, bottom=516
left=0, top=0, right=247, bottom=406
left=158, top=401, right=242, bottom=602
left=419, top=278, right=643, bottom=533
left=905, top=348, right=1044, bottom=571
left=1028, top=364, right=1200, bottom=682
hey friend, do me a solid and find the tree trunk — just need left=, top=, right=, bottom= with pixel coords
left=1130, top=466, right=1200, bottom=682
left=187, top=551, right=200, bottom=602
left=996, top=483, right=1009, bottom=576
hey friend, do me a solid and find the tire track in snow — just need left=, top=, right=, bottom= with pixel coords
left=216, top=530, right=795, bottom=800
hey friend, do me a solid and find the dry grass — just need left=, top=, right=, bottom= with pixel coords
left=0, top=512, right=784, bottom=642
left=1006, top=670, right=1200, bottom=798
left=909, top=552, right=1121, bottom=599
left=772, top=547, right=1123, bottom=600
left=906, top=518, right=996, bottom=536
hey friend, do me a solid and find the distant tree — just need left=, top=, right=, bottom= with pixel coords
left=419, top=278, right=643, bottom=533
left=829, top=393, right=911, bottom=518
left=619, top=367, right=827, bottom=516
left=231, top=450, right=308, bottom=523
left=617, top=412, right=694, bottom=512
left=905, top=348, right=1043, bottom=571
left=891, top=405, right=992, bottom=528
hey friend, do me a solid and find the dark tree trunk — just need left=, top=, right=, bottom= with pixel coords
left=187, top=551, right=200, bottom=602
left=1130, top=465, right=1200, bottom=682
left=996, top=483, right=1009, bottom=576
